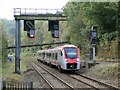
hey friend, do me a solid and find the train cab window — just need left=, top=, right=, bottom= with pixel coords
left=64, top=47, right=77, bottom=59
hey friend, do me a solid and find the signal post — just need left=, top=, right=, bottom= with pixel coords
left=15, top=20, right=21, bottom=73
left=91, top=26, right=97, bottom=63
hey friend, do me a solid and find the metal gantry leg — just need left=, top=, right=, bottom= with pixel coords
left=92, top=44, right=96, bottom=63
left=15, top=20, right=21, bottom=74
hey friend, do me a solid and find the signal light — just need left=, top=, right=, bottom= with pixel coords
left=54, top=30, right=59, bottom=38
left=48, top=20, right=59, bottom=38
left=91, top=26, right=97, bottom=44
left=27, top=30, right=35, bottom=38
left=51, top=30, right=59, bottom=38
left=30, top=34, right=34, bottom=38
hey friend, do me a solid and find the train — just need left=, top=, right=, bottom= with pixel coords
left=37, top=44, right=80, bottom=72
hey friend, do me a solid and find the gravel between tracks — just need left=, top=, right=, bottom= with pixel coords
left=35, top=62, right=93, bottom=89
left=22, top=60, right=119, bottom=89
left=22, top=62, right=52, bottom=88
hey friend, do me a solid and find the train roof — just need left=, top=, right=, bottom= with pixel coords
left=37, top=44, right=78, bottom=53
left=54, top=44, right=78, bottom=49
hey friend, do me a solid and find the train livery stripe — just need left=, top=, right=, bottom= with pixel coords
left=66, top=58, right=77, bottom=63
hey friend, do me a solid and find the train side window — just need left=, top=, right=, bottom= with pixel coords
left=60, top=51, right=63, bottom=56
left=42, top=52, right=45, bottom=58
left=52, top=53, right=54, bottom=59
left=55, top=53, right=57, bottom=60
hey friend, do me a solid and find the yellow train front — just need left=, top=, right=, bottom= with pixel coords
left=37, top=44, right=80, bottom=72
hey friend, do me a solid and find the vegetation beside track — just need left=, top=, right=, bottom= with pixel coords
left=2, top=53, right=29, bottom=81
left=84, top=62, right=119, bottom=87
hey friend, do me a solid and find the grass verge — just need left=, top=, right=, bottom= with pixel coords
left=2, top=53, right=28, bottom=81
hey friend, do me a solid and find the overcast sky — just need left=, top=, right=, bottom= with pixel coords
left=0, top=0, right=69, bottom=20
left=0, top=0, right=118, bottom=20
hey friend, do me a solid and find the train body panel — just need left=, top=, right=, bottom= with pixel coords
left=37, top=44, right=80, bottom=72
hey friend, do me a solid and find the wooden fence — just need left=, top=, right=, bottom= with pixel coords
left=2, top=81, right=33, bottom=90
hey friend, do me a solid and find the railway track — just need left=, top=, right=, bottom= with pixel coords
left=68, top=73, right=119, bottom=90
left=30, top=62, right=75, bottom=90
left=37, top=61, right=119, bottom=90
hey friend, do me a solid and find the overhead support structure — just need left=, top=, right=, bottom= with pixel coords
left=14, top=8, right=67, bottom=74
left=14, top=8, right=67, bottom=21
left=7, top=41, right=69, bottom=49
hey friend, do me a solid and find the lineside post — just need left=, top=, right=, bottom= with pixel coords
left=15, top=20, right=21, bottom=74
left=91, top=26, right=97, bottom=63
left=92, top=44, right=96, bottom=63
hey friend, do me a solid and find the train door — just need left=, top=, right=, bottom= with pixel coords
left=51, top=51, right=54, bottom=65
left=58, top=50, right=63, bottom=66
left=54, top=52, right=58, bottom=66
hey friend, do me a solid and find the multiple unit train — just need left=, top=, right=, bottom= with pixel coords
left=37, top=44, right=80, bottom=72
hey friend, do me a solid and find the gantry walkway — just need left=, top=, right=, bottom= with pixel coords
left=14, top=8, right=67, bottom=20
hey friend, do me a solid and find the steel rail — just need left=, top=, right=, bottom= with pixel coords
left=30, top=62, right=55, bottom=90
left=74, top=73, right=119, bottom=90
left=35, top=62, right=75, bottom=90
left=69, top=75, right=101, bottom=90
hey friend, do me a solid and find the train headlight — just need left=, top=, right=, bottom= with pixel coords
left=65, top=59, right=67, bottom=62
left=77, top=58, right=80, bottom=62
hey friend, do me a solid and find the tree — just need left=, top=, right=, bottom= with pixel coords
left=0, top=19, right=8, bottom=66
left=62, top=2, right=118, bottom=59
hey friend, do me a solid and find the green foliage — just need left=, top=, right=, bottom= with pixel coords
left=0, top=23, right=2, bottom=71
left=99, top=31, right=118, bottom=42
left=0, top=19, right=8, bottom=66
left=63, top=2, right=118, bottom=59
left=90, top=63, right=118, bottom=80
left=2, top=19, right=15, bottom=36
left=86, top=3, right=117, bottom=34
left=2, top=31, right=8, bottom=63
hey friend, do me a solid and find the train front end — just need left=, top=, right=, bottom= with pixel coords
left=61, top=45, right=80, bottom=71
